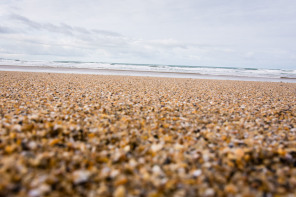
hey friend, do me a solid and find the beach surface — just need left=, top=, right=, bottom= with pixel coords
left=0, top=71, right=296, bottom=196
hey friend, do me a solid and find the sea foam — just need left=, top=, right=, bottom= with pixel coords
left=0, top=58, right=295, bottom=80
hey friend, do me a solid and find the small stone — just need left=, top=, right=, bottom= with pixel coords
left=234, top=148, right=244, bottom=159
left=73, top=170, right=91, bottom=184
left=115, top=176, right=128, bottom=186
left=28, top=189, right=41, bottom=197
left=28, top=184, right=50, bottom=197
left=49, top=138, right=60, bottom=146
left=152, top=165, right=163, bottom=175
left=113, top=185, right=126, bottom=197
left=174, top=143, right=183, bottom=150
left=12, top=124, right=21, bottom=132
left=28, top=141, right=37, bottom=150
left=30, top=114, right=39, bottom=121
left=151, top=143, right=163, bottom=152
left=123, top=145, right=130, bottom=152
left=110, top=169, right=120, bottom=178
left=225, top=184, right=237, bottom=194
left=192, top=169, right=202, bottom=177
left=204, top=188, right=215, bottom=196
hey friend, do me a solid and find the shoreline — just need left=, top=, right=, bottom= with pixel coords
left=1, top=64, right=296, bottom=83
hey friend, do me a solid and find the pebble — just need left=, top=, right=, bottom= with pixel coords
left=0, top=71, right=296, bottom=196
left=192, top=169, right=202, bottom=177
left=72, top=170, right=91, bottom=184
left=114, top=185, right=126, bottom=197
left=204, top=188, right=215, bottom=196
left=152, top=165, right=163, bottom=175
left=29, top=184, right=51, bottom=197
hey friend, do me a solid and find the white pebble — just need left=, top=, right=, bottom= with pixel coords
left=192, top=169, right=202, bottom=177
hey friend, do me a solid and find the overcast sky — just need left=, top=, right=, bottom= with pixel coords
left=0, top=0, right=296, bottom=69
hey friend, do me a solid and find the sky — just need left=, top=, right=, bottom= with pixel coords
left=0, top=0, right=296, bottom=69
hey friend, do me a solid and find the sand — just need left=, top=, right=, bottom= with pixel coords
left=0, top=71, right=296, bottom=197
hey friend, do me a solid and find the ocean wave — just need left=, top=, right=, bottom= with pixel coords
left=0, top=58, right=295, bottom=79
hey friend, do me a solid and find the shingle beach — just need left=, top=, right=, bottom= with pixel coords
left=0, top=71, right=296, bottom=197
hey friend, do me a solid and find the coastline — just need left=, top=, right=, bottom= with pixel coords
left=1, top=64, right=296, bottom=83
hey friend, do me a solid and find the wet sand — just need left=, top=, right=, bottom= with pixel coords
left=0, top=71, right=296, bottom=196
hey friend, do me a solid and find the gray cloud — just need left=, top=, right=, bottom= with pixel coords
left=91, top=29, right=122, bottom=37
left=3, top=14, right=206, bottom=55
left=0, top=26, right=15, bottom=34
left=9, top=14, right=123, bottom=38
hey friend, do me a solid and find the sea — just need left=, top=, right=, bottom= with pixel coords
left=0, top=58, right=296, bottom=83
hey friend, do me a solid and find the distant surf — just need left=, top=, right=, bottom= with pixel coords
left=0, top=58, right=295, bottom=82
